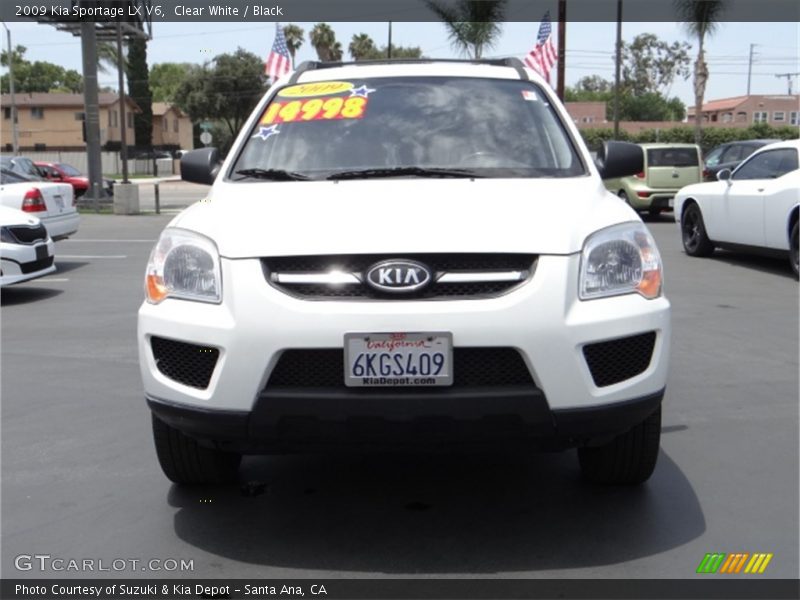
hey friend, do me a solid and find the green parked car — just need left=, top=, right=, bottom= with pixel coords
left=604, top=143, right=702, bottom=216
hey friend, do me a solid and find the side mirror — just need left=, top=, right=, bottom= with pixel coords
left=717, top=168, right=732, bottom=183
left=595, top=141, right=644, bottom=180
left=180, top=148, right=221, bottom=185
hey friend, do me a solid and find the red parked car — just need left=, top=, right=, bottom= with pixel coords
left=35, top=162, right=115, bottom=198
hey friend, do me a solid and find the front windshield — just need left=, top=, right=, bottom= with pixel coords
left=231, top=76, right=585, bottom=180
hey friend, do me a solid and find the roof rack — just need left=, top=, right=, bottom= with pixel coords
left=288, top=57, right=529, bottom=84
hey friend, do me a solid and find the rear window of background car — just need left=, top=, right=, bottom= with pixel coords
left=647, top=148, right=699, bottom=168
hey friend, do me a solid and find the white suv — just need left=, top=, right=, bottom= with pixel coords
left=138, top=59, right=670, bottom=485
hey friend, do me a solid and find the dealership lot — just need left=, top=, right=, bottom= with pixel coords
left=1, top=207, right=797, bottom=579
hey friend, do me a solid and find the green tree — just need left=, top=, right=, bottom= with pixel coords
left=283, top=24, right=305, bottom=68
left=126, top=37, right=153, bottom=146
left=620, top=33, right=691, bottom=97
left=426, top=0, right=506, bottom=59
left=310, top=23, right=338, bottom=61
left=574, top=75, right=612, bottom=94
left=150, top=63, right=201, bottom=103
left=674, top=0, right=727, bottom=143
left=174, top=48, right=267, bottom=147
left=1, top=45, right=82, bottom=93
left=349, top=34, right=378, bottom=61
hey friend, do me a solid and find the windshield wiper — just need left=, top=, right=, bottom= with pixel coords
left=327, top=166, right=482, bottom=181
left=234, top=168, right=311, bottom=181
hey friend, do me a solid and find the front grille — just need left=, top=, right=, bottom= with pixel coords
left=19, top=255, right=54, bottom=274
left=151, top=336, right=219, bottom=389
left=263, top=253, right=536, bottom=300
left=582, top=332, right=656, bottom=387
left=266, top=347, right=535, bottom=390
left=7, top=224, right=47, bottom=244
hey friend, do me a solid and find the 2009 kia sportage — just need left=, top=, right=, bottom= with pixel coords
left=138, top=58, right=671, bottom=485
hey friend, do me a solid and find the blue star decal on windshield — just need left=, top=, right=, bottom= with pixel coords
left=252, top=124, right=280, bottom=141
left=349, top=85, right=376, bottom=98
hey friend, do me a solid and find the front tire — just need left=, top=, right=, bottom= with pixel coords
left=578, top=406, right=661, bottom=485
left=681, top=203, right=715, bottom=257
left=790, top=222, right=799, bottom=279
left=152, top=414, right=241, bottom=484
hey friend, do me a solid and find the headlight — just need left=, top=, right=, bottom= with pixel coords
left=579, top=222, right=662, bottom=300
left=145, top=228, right=221, bottom=304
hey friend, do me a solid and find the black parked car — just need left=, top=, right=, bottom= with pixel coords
left=702, top=139, right=781, bottom=181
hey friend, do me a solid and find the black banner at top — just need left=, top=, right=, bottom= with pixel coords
left=1, top=0, right=799, bottom=23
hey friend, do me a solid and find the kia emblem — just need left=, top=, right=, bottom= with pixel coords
left=365, top=260, right=432, bottom=293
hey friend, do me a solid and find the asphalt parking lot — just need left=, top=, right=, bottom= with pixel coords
left=1, top=198, right=798, bottom=580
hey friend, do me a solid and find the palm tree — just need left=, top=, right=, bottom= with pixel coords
left=283, top=24, right=304, bottom=68
left=96, top=41, right=123, bottom=74
left=310, top=23, right=338, bottom=61
left=330, top=41, right=343, bottom=62
left=349, top=34, right=378, bottom=61
left=674, top=0, right=727, bottom=144
left=426, top=0, right=507, bottom=59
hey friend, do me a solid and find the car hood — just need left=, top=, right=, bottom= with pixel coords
left=0, top=204, right=41, bottom=227
left=171, top=177, right=639, bottom=258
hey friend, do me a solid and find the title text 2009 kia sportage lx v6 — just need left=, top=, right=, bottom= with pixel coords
left=138, top=59, right=670, bottom=485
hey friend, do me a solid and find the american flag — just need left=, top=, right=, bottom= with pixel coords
left=265, top=23, right=292, bottom=81
left=524, top=12, right=558, bottom=85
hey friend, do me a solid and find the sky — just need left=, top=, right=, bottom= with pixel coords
left=2, top=20, right=798, bottom=108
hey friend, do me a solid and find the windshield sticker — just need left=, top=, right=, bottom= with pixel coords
left=349, top=85, right=376, bottom=98
left=251, top=124, right=281, bottom=141
left=278, top=81, right=354, bottom=98
left=521, top=90, right=539, bottom=102
left=260, top=96, right=368, bottom=124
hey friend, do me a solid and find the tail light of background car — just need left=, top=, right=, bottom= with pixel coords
left=21, top=189, right=47, bottom=213
left=633, top=172, right=645, bottom=179
left=637, top=191, right=650, bottom=198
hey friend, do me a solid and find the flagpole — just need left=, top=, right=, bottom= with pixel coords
left=556, top=0, right=566, bottom=101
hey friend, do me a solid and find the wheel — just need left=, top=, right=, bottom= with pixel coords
left=151, top=414, right=241, bottom=484
left=790, top=222, right=799, bottom=279
left=578, top=406, right=661, bottom=485
left=681, top=203, right=715, bottom=257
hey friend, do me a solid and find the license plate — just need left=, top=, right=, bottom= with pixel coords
left=344, top=332, right=453, bottom=387
left=668, top=198, right=674, bottom=208
left=54, top=195, right=64, bottom=210
left=35, top=244, right=48, bottom=260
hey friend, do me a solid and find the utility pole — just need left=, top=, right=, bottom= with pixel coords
left=556, top=0, right=566, bottom=101
left=80, top=21, right=105, bottom=212
left=1, top=21, right=19, bottom=154
left=747, top=43, right=758, bottom=95
left=387, top=22, right=392, bottom=59
left=775, top=72, right=800, bottom=94
left=613, top=0, right=622, bottom=138
left=116, top=22, right=129, bottom=184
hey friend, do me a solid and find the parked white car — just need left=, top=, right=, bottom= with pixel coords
left=0, top=205, right=55, bottom=286
left=0, top=168, right=80, bottom=240
left=675, top=139, right=799, bottom=277
left=139, top=59, right=671, bottom=486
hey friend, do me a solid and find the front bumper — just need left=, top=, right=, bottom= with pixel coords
left=0, top=239, right=56, bottom=286
left=139, top=253, right=670, bottom=444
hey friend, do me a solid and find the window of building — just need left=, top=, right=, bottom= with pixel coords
left=722, top=112, right=733, bottom=123
left=2, top=107, right=10, bottom=119
left=173, top=118, right=179, bottom=132
left=74, top=112, right=85, bottom=121
left=30, top=107, right=44, bottom=119
left=773, top=111, right=785, bottom=122
left=33, top=143, right=46, bottom=151
left=753, top=111, right=768, bottom=123
left=4, top=143, right=11, bottom=152
left=162, top=117, right=168, bottom=131
left=736, top=111, right=747, bottom=122
left=791, top=111, right=799, bottom=126
left=710, top=114, right=718, bottom=122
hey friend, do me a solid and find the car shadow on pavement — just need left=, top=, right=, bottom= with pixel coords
left=53, top=260, right=89, bottom=275
left=0, top=287, right=63, bottom=305
left=168, top=450, right=704, bottom=573
left=710, top=250, right=795, bottom=279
